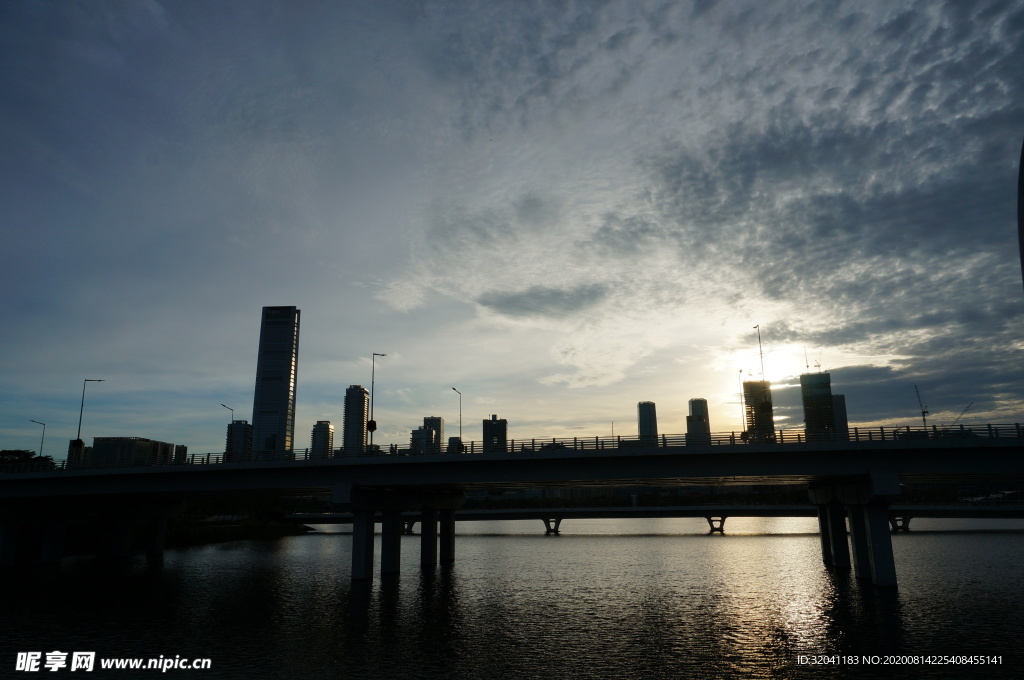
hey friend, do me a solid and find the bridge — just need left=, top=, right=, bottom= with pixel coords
left=2, top=423, right=1023, bottom=588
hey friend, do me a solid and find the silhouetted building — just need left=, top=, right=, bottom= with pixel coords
left=638, top=401, right=658, bottom=444
left=483, top=414, right=507, bottom=453
left=251, top=306, right=300, bottom=458
left=226, top=420, right=252, bottom=461
left=447, top=436, right=464, bottom=454
left=174, top=444, right=187, bottom=464
left=311, top=420, right=334, bottom=459
left=423, top=416, right=445, bottom=454
left=833, top=394, right=849, bottom=439
left=742, top=380, right=775, bottom=441
left=686, top=398, right=711, bottom=445
left=800, top=372, right=837, bottom=441
left=410, top=426, right=434, bottom=454
left=92, top=437, right=174, bottom=467
left=343, top=385, right=369, bottom=455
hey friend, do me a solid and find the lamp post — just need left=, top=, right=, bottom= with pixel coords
left=220, top=403, right=234, bottom=422
left=29, top=419, right=45, bottom=458
left=452, top=387, right=462, bottom=445
left=369, top=353, right=386, bottom=451
left=76, top=379, right=104, bottom=442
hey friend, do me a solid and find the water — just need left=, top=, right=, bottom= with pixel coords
left=3, top=518, right=1022, bottom=679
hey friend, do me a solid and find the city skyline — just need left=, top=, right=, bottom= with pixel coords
left=3, top=1, right=1024, bottom=456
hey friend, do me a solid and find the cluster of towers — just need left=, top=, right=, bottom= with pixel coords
left=637, top=373, right=848, bottom=444
left=636, top=399, right=710, bottom=444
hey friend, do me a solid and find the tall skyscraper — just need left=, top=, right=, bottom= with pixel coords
left=637, top=401, right=658, bottom=444
left=423, top=416, right=445, bottom=454
left=800, top=372, right=836, bottom=441
left=226, top=420, right=253, bottom=461
left=251, top=306, right=300, bottom=458
left=483, top=414, right=507, bottom=453
left=686, top=398, right=711, bottom=445
left=343, top=385, right=369, bottom=455
left=742, top=380, right=775, bottom=441
left=311, top=420, right=334, bottom=459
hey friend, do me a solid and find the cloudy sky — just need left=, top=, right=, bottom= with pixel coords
left=3, top=0, right=1024, bottom=457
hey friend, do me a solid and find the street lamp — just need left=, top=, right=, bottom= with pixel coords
left=221, top=403, right=234, bottom=421
left=369, top=353, right=386, bottom=451
left=452, top=387, right=462, bottom=444
left=76, top=379, right=104, bottom=442
left=29, top=420, right=46, bottom=458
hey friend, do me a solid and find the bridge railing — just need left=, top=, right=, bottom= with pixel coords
left=4, top=423, right=1021, bottom=473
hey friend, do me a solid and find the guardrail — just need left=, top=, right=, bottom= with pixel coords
left=2, top=423, right=1021, bottom=475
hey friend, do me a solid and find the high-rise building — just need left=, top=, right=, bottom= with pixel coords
left=226, top=420, right=253, bottom=461
left=343, top=385, right=369, bottom=455
left=742, top=380, right=775, bottom=441
left=311, top=420, right=334, bottom=459
left=686, top=398, right=711, bottom=445
left=800, top=372, right=837, bottom=441
left=410, top=426, right=434, bottom=454
left=423, top=416, right=444, bottom=454
left=832, top=394, right=849, bottom=440
left=637, top=401, right=658, bottom=444
left=447, top=436, right=464, bottom=454
left=483, top=414, right=507, bottom=453
left=251, top=306, right=300, bottom=458
left=92, top=437, right=175, bottom=467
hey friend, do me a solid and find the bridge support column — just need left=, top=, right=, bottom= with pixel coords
left=381, top=511, right=402, bottom=575
left=863, top=504, right=897, bottom=587
left=420, top=509, right=437, bottom=568
left=826, top=501, right=850, bottom=570
left=439, top=510, right=455, bottom=565
left=816, top=506, right=834, bottom=566
left=543, top=518, right=562, bottom=534
left=351, top=510, right=375, bottom=581
left=705, top=516, right=726, bottom=533
left=144, top=514, right=167, bottom=563
left=846, top=506, right=871, bottom=579
left=889, top=516, right=912, bottom=532
left=39, top=520, right=65, bottom=566
left=105, top=517, right=134, bottom=561
left=0, top=524, right=21, bottom=568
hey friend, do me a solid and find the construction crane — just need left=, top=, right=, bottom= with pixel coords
left=914, top=385, right=929, bottom=429
left=952, top=401, right=974, bottom=425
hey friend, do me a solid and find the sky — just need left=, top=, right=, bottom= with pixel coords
left=2, top=0, right=1024, bottom=458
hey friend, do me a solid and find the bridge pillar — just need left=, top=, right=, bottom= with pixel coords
left=351, top=510, right=375, bottom=581
left=543, top=518, right=562, bottom=534
left=846, top=506, right=871, bottom=579
left=705, top=516, right=726, bottom=533
left=39, top=520, right=65, bottom=566
left=889, top=516, right=912, bottom=532
left=815, top=506, right=834, bottom=566
left=104, top=516, right=135, bottom=561
left=420, top=509, right=437, bottom=567
left=825, top=501, right=850, bottom=570
left=0, top=523, right=22, bottom=568
left=439, top=510, right=455, bottom=565
left=863, top=504, right=897, bottom=587
left=381, top=511, right=402, bottom=575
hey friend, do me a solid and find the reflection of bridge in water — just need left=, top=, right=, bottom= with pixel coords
left=2, top=423, right=1023, bottom=589
left=287, top=502, right=1024, bottom=535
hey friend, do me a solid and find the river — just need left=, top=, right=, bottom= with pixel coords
left=3, top=517, right=1022, bottom=678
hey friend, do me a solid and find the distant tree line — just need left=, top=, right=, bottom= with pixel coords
left=0, top=449, right=56, bottom=472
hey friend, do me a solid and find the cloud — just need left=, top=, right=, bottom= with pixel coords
left=476, top=284, right=609, bottom=319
